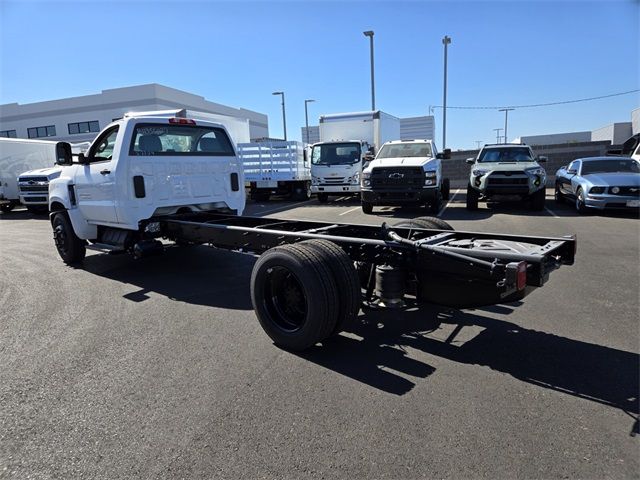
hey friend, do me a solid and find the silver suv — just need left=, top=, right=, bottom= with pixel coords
left=466, top=143, right=547, bottom=211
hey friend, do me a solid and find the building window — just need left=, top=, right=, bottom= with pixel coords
left=68, top=120, right=100, bottom=135
left=0, top=129, right=17, bottom=138
left=27, top=125, right=56, bottom=138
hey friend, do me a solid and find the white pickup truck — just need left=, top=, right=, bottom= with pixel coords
left=48, top=110, right=244, bottom=263
left=360, top=139, right=451, bottom=214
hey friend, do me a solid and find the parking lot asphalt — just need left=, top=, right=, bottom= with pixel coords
left=1, top=189, right=638, bottom=479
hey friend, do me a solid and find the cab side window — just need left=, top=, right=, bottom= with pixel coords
left=88, top=126, right=119, bottom=162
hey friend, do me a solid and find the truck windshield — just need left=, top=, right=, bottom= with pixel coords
left=478, top=147, right=533, bottom=162
left=581, top=159, right=640, bottom=175
left=129, top=123, right=235, bottom=156
left=377, top=143, right=432, bottom=158
left=311, top=143, right=361, bottom=165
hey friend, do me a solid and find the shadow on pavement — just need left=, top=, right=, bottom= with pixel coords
left=82, top=245, right=255, bottom=310
left=297, top=303, right=639, bottom=432
left=0, top=209, right=49, bottom=221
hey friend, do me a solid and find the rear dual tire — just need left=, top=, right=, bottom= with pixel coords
left=251, top=240, right=360, bottom=351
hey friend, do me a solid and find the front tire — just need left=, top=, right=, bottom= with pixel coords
left=292, top=181, right=312, bottom=201
left=530, top=188, right=546, bottom=211
left=554, top=183, right=565, bottom=204
left=0, top=203, right=15, bottom=213
left=361, top=200, right=373, bottom=214
left=442, top=178, right=451, bottom=201
left=575, top=188, right=588, bottom=214
left=429, top=190, right=443, bottom=213
left=466, top=184, right=479, bottom=210
left=317, top=192, right=329, bottom=203
left=52, top=212, right=86, bottom=264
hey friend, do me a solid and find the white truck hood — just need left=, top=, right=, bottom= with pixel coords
left=19, top=166, right=62, bottom=178
left=367, top=157, right=437, bottom=170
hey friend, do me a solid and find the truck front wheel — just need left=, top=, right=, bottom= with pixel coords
left=292, top=181, right=312, bottom=201
left=361, top=201, right=373, bottom=214
left=429, top=190, right=442, bottom=213
left=317, top=193, right=329, bottom=203
left=530, top=188, right=546, bottom=211
left=466, top=184, right=479, bottom=211
left=52, top=212, right=86, bottom=264
left=251, top=244, right=339, bottom=351
left=0, top=203, right=15, bottom=213
left=442, top=178, right=451, bottom=201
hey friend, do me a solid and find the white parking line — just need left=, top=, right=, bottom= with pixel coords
left=544, top=206, right=560, bottom=218
left=338, top=206, right=361, bottom=216
left=438, top=188, right=461, bottom=217
left=253, top=200, right=311, bottom=216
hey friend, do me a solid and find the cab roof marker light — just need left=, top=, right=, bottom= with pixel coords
left=169, top=118, right=196, bottom=125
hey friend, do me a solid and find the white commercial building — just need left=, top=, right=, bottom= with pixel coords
left=591, top=122, right=633, bottom=144
left=0, top=84, right=269, bottom=143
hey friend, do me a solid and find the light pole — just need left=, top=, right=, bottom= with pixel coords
left=475, top=140, right=483, bottom=150
left=304, top=99, right=315, bottom=144
left=499, top=108, right=514, bottom=144
left=442, top=35, right=452, bottom=150
left=493, top=128, right=503, bottom=144
left=363, top=30, right=375, bottom=111
left=272, top=91, right=287, bottom=141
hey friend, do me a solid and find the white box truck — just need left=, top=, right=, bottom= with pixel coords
left=0, top=137, right=72, bottom=213
left=238, top=141, right=311, bottom=201
left=310, top=111, right=400, bottom=202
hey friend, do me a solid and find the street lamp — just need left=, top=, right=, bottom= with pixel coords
left=363, top=30, right=375, bottom=111
left=493, top=128, right=503, bottom=144
left=304, top=99, right=315, bottom=144
left=442, top=35, right=452, bottom=150
left=499, top=108, right=514, bottom=144
left=272, top=91, right=287, bottom=141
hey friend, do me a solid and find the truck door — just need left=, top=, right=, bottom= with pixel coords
left=74, top=126, right=119, bottom=224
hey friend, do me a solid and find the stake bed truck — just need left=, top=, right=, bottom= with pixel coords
left=49, top=110, right=576, bottom=351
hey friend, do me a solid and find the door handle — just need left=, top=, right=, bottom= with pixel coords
left=100, top=169, right=111, bottom=175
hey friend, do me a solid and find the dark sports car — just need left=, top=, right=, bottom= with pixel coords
left=555, top=156, right=640, bottom=213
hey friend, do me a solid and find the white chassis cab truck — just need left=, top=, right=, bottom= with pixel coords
left=48, top=110, right=244, bottom=263
left=47, top=112, right=577, bottom=352
left=360, top=139, right=451, bottom=214
left=310, top=111, right=400, bottom=203
left=238, top=141, right=311, bottom=201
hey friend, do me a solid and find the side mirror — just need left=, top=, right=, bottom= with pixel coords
left=55, top=142, right=73, bottom=166
left=537, top=155, right=548, bottom=163
left=77, top=152, right=90, bottom=165
left=436, top=149, right=451, bottom=160
left=303, top=150, right=308, bottom=164
left=465, top=157, right=475, bottom=165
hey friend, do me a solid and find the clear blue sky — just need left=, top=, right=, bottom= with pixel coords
left=1, top=0, right=638, bottom=149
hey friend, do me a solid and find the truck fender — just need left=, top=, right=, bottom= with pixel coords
left=49, top=178, right=97, bottom=240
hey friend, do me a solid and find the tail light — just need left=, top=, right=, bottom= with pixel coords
left=516, top=261, right=527, bottom=290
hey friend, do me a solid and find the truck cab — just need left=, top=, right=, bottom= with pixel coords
left=48, top=109, right=244, bottom=262
left=310, top=140, right=369, bottom=202
left=360, top=139, right=450, bottom=214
